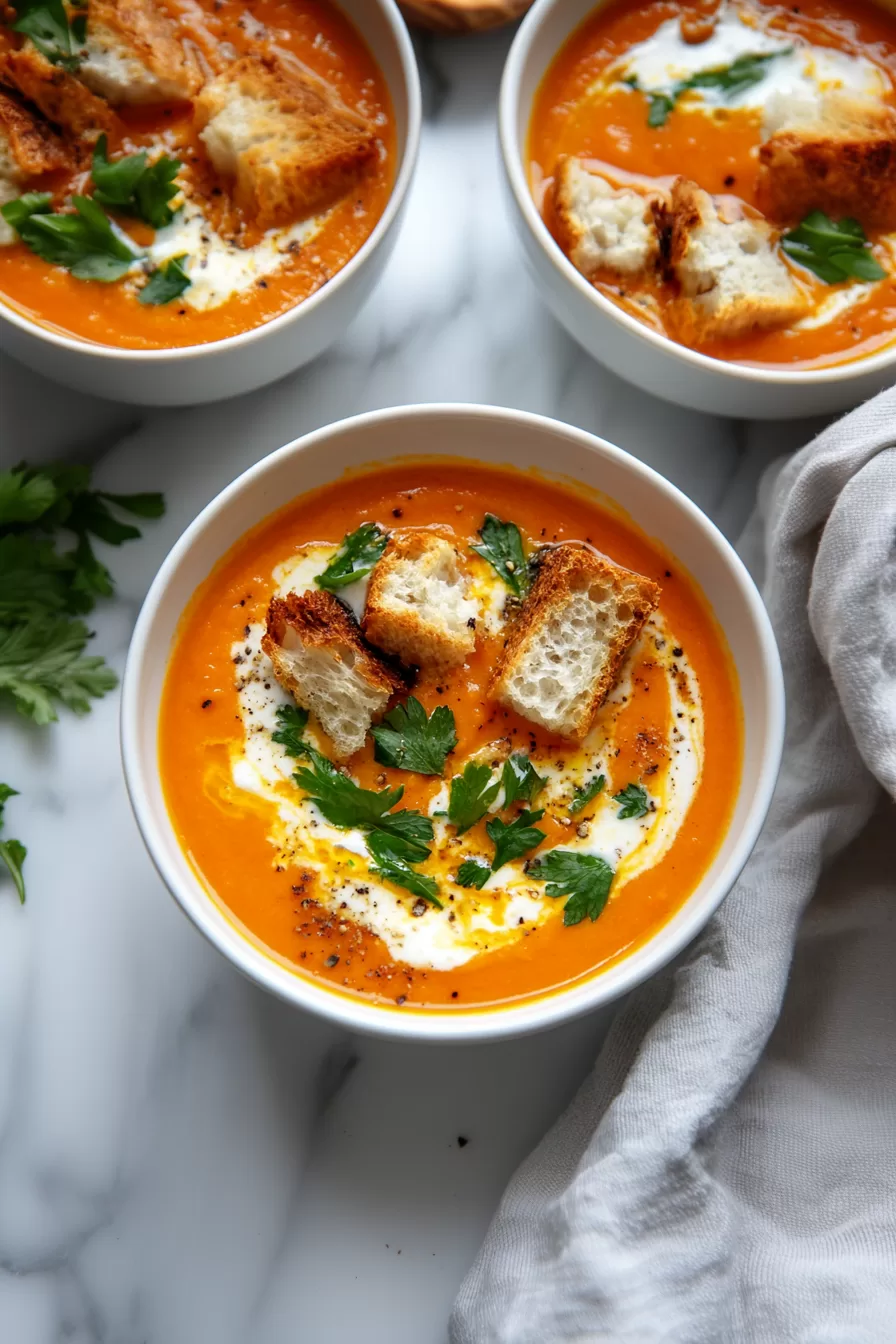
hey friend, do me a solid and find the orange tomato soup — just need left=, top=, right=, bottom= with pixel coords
left=529, top=0, right=896, bottom=368
left=159, top=462, right=741, bottom=1012
left=0, top=0, right=394, bottom=349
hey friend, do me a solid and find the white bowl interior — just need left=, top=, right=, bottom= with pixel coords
left=122, top=406, right=784, bottom=1042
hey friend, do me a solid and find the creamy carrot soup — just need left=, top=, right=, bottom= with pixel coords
left=530, top=0, right=896, bottom=368
left=159, top=462, right=741, bottom=1011
left=0, top=0, right=394, bottom=348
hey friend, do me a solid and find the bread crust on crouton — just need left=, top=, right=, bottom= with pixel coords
left=363, top=531, right=477, bottom=669
left=195, top=54, right=379, bottom=229
left=263, top=590, right=402, bottom=759
left=757, top=94, right=896, bottom=229
left=490, top=543, right=661, bottom=742
left=80, top=0, right=200, bottom=105
left=553, top=155, right=663, bottom=278
left=0, top=46, right=117, bottom=140
left=665, top=177, right=808, bottom=345
left=0, top=88, right=69, bottom=176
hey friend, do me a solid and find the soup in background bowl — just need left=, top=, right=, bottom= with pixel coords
left=122, top=405, right=784, bottom=1041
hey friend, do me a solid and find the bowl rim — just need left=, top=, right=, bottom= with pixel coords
left=498, top=0, right=896, bottom=389
left=121, top=402, right=785, bottom=1043
left=0, top=0, right=421, bottom=365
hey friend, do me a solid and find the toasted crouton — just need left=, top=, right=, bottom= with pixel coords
left=362, top=532, right=478, bottom=670
left=263, top=591, right=402, bottom=760
left=0, top=90, right=68, bottom=244
left=489, top=543, right=660, bottom=742
left=665, top=178, right=808, bottom=344
left=757, top=92, right=896, bottom=228
left=195, top=54, right=379, bottom=229
left=0, top=46, right=117, bottom=141
left=553, top=156, right=663, bottom=278
left=79, top=0, right=199, bottom=105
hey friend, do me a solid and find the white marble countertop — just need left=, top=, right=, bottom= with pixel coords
left=0, top=23, right=825, bottom=1344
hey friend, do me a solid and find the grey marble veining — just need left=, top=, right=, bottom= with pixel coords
left=0, top=22, right=822, bottom=1344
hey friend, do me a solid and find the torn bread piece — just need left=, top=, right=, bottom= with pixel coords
left=263, top=590, right=402, bottom=760
left=0, top=89, right=68, bottom=244
left=665, top=177, right=808, bottom=344
left=553, top=156, right=663, bottom=278
left=489, top=543, right=661, bottom=742
left=363, top=532, right=478, bottom=670
left=757, top=92, right=896, bottom=229
left=79, top=0, right=199, bottom=105
left=195, top=54, right=379, bottom=229
left=0, top=47, right=117, bottom=141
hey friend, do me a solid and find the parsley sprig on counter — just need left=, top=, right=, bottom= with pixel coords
left=781, top=211, right=886, bottom=284
left=316, top=523, right=388, bottom=592
left=626, top=49, right=791, bottom=128
left=371, top=697, right=457, bottom=775
left=0, top=463, right=165, bottom=724
left=531, top=850, right=615, bottom=927
left=0, top=784, right=27, bottom=905
left=10, top=0, right=86, bottom=71
left=471, top=514, right=531, bottom=598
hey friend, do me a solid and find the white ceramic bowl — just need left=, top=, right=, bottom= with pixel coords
left=499, top=0, right=896, bottom=418
left=121, top=403, right=784, bottom=1042
left=0, top=0, right=420, bottom=407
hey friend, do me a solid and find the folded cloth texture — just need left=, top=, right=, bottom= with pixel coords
left=451, top=388, right=896, bottom=1344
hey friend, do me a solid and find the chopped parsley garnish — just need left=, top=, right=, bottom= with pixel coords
left=470, top=514, right=531, bottom=598
left=781, top=211, right=886, bottom=284
left=371, top=697, right=457, bottom=775
left=569, top=773, right=605, bottom=815
left=0, top=464, right=164, bottom=723
left=455, top=858, right=490, bottom=890
left=447, top=761, right=501, bottom=835
left=1, top=193, right=139, bottom=282
left=531, top=849, right=615, bottom=927
left=139, top=255, right=191, bottom=306
left=0, top=784, right=27, bottom=905
left=487, top=808, right=546, bottom=872
left=10, top=0, right=86, bottom=71
left=315, top=523, right=388, bottom=592
left=626, top=50, right=791, bottom=128
left=501, top=752, right=546, bottom=808
left=366, top=830, right=442, bottom=907
left=92, top=137, right=183, bottom=230
left=613, top=782, right=650, bottom=819
left=271, top=703, right=310, bottom=756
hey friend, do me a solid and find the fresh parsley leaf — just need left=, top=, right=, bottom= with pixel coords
left=7, top=194, right=139, bottom=281
left=569, top=773, right=605, bottom=816
left=315, top=523, right=388, bottom=591
left=366, top=830, right=442, bottom=907
left=370, top=808, right=433, bottom=863
left=0, top=465, right=58, bottom=525
left=139, top=256, right=191, bottom=306
left=371, top=697, right=457, bottom=775
left=293, top=745, right=404, bottom=829
left=272, top=703, right=310, bottom=757
left=456, top=859, right=490, bottom=889
left=0, top=192, right=53, bottom=235
left=0, top=617, right=118, bottom=725
left=781, top=211, right=886, bottom=284
left=92, top=137, right=183, bottom=230
left=0, top=535, right=72, bottom=619
left=627, top=49, right=790, bottom=128
left=470, top=514, right=531, bottom=598
left=487, top=808, right=546, bottom=872
left=97, top=491, right=166, bottom=520
left=448, top=761, right=500, bottom=835
left=531, top=849, right=615, bottom=926
left=501, top=752, right=546, bottom=808
left=613, top=782, right=650, bottom=819
left=0, top=783, right=26, bottom=905
left=10, top=0, right=86, bottom=70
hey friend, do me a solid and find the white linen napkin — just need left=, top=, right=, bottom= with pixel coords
left=451, top=387, right=896, bottom=1343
